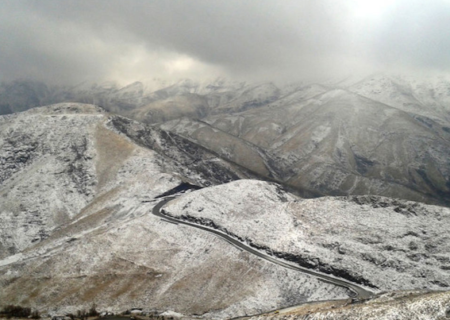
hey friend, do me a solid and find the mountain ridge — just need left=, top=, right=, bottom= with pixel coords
left=0, top=103, right=449, bottom=318
left=1, top=75, right=450, bottom=205
left=0, top=104, right=349, bottom=317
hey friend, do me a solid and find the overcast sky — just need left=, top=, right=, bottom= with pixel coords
left=1, top=0, right=450, bottom=85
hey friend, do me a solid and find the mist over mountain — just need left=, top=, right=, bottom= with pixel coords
left=0, top=74, right=450, bottom=317
left=2, top=74, right=449, bottom=206
left=2, top=1, right=450, bottom=318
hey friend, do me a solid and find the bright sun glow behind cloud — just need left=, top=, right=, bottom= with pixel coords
left=351, top=0, right=396, bottom=19
left=2, top=1, right=450, bottom=84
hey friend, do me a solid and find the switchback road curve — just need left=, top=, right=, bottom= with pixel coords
left=151, top=196, right=374, bottom=300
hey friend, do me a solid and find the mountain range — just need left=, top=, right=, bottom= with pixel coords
left=0, top=104, right=349, bottom=317
left=1, top=73, right=450, bottom=318
left=1, top=75, right=449, bottom=205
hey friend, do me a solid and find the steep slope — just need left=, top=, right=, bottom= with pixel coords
left=130, top=94, right=210, bottom=124
left=210, top=83, right=280, bottom=115
left=183, top=89, right=450, bottom=205
left=0, top=102, right=267, bottom=259
left=0, top=104, right=348, bottom=317
left=2, top=76, right=450, bottom=206
left=164, top=180, right=450, bottom=293
left=159, top=118, right=277, bottom=181
left=129, top=82, right=281, bottom=125
left=347, top=74, right=450, bottom=125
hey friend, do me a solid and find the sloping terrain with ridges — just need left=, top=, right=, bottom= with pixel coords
left=0, top=104, right=348, bottom=318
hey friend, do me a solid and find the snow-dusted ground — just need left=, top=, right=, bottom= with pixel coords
left=2, top=75, right=450, bottom=317
left=159, top=118, right=275, bottom=179
left=0, top=104, right=348, bottom=318
left=347, top=74, right=450, bottom=125
left=174, top=84, right=450, bottom=205
left=164, top=180, right=450, bottom=293
left=2, top=75, right=450, bottom=205
left=250, top=290, right=450, bottom=320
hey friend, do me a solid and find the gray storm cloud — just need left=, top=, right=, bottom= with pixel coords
left=1, top=0, right=450, bottom=85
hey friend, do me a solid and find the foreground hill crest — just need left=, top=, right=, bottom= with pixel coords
left=0, top=104, right=347, bottom=317
left=0, top=103, right=449, bottom=318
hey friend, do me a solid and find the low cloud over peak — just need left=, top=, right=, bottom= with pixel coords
left=1, top=0, right=450, bottom=85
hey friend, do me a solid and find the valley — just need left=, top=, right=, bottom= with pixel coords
left=2, top=75, right=450, bottom=205
left=0, top=104, right=349, bottom=318
left=3, top=1, right=450, bottom=318
left=1, top=74, right=450, bottom=319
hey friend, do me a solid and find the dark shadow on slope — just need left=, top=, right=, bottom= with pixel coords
left=155, top=182, right=203, bottom=199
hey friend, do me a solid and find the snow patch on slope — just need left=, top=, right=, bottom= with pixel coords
left=164, top=180, right=450, bottom=292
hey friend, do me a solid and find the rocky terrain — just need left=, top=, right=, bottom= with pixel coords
left=0, top=104, right=350, bottom=318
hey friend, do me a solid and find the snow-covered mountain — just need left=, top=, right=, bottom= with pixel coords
left=2, top=74, right=450, bottom=123
left=166, top=88, right=450, bottom=205
left=1, top=75, right=450, bottom=206
left=0, top=104, right=348, bottom=317
left=164, top=180, right=450, bottom=293
left=0, top=102, right=262, bottom=259
left=0, top=103, right=449, bottom=318
left=0, top=78, right=250, bottom=120
left=346, top=74, right=450, bottom=125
